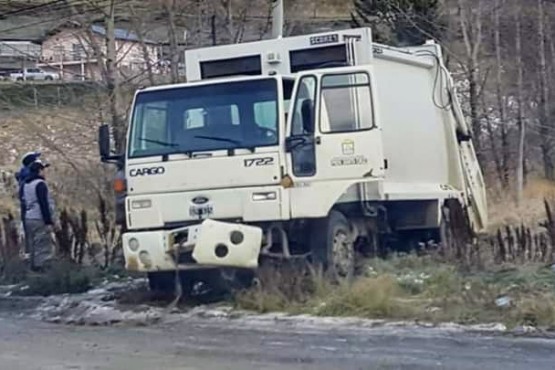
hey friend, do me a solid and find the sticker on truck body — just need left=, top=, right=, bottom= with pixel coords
left=244, top=157, right=274, bottom=167
left=331, top=156, right=369, bottom=167
left=310, top=34, right=339, bottom=46
left=129, top=166, right=165, bottom=177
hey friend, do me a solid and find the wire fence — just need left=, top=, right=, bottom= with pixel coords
left=0, top=81, right=103, bottom=108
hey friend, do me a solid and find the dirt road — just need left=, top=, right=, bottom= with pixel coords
left=1, top=308, right=555, bottom=370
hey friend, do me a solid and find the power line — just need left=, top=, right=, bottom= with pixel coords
left=0, top=0, right=124, bottom=35
left=0, top=0, right=67, bottom=18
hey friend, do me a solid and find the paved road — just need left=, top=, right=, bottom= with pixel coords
left=0, top=310, right=555, bottom=370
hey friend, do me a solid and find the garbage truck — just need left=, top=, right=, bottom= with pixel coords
left=98, top=21, right=487, bottom=291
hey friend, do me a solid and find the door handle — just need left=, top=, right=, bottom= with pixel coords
left=315, top=136, right=321, bottom=145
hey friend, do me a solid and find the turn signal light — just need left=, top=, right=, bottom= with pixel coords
left=113, top=178, right=126, bottom=193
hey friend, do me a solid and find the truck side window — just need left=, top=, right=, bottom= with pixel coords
left=290, top=75, right=317, bottom=177
left=291, top=76, right=317, bottom=136
left=131, top=102, right=169, bottom=155
left=320, top=72, right=373, bottom=133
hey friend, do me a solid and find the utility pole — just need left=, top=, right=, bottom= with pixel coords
left=271, top=0, right=283, bottom=39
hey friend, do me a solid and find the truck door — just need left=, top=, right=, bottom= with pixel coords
left=285, top=67, right=384, bottom=219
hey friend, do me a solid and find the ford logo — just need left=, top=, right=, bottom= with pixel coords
left=192, top=196, right=209, bottom=205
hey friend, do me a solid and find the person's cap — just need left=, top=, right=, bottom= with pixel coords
left=29, top=159, right=50, bottom=172
left=22, top=151, right=41, bottom=166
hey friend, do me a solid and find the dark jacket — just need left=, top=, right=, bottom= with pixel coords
left=16, top=166, right=32, bottom=222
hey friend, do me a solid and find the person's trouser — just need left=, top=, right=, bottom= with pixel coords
left=22, top=221, right=30, bottom=254
left=24, top=220, right=54, bottom=269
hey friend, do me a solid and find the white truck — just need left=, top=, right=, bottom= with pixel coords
left=99, top=24, right=487, bottom=292
left=9, top=68, right=60, bottom=81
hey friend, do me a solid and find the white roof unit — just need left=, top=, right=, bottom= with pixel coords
left=185, top=28, right=373, bottom=82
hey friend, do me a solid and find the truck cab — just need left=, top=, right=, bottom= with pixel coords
left=99, top=27, right=487, bottom=289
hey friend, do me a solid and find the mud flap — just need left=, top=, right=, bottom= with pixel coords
left=192, top=220, right=263, bottom=268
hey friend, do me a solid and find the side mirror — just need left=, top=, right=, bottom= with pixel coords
left=98, top=124, right=111, bottom=161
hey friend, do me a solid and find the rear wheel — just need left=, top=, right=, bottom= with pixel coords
left=310, top=210, right=355, bottom=282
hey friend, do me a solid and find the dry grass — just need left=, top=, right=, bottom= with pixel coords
left=488, top=177, right=555, bottom=231
left=311, top=275, right=417, bottom=319
left=233, top=261, right=319, bottom=313
left=234, top=255, right=555, bottom=329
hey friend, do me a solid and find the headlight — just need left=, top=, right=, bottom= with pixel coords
left=252, top=192, right=277, bottom=201
left=139, top=251, right=152, bottom=267
left=128, top=238, right=140, bottom=252
left=131, top=199, right=152, bottom=209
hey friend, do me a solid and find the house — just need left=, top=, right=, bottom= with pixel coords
left=39, top=24, right=161, bottom=81
left=0, top=16, right=55, bottom=72
left=0, top=41, right=41, bottom=72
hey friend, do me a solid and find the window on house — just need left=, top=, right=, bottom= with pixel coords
left=72, top=43, right=85, bottom=61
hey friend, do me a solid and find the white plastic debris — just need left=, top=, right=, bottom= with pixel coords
left=495, top=296, right=511, bottom=308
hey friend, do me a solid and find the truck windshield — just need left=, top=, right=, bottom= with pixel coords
left=129, top=78, right=279, bottom=158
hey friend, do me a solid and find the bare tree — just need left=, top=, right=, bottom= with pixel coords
left=164, top=0, right=181, bottom=83
left=127, top=3, right=156, bottom=86
left=456, top=0, right=485, bottom=161
left=104, top=0, right=125, bottom=152
left=493, top=0, right=510, bottom=188
left=515, top=0, right=526, bottom=204
left=538, top=0, right=553, bottom=179
left=482, top=98, right=504, bottom=186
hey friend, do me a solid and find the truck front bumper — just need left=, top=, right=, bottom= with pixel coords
left=122, top=220, right=263, bottom=272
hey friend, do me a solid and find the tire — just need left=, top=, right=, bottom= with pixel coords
left=45, top=76, right=53, bottom=81
left=309, top=210, right=355, bottom=282
left=147, top=269, right=251, bottom=301
left=147, top=271, right=194, bottom=296
left=147, top=271, right=176, bottom=294
left=220, top=268, right=255, bottom=290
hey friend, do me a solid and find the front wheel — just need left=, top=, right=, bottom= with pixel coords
left=309, top=210, right=355, bottom=282
left=147, top=271, right=193, bottom=296
left=147, top=269, right=253, bottom=301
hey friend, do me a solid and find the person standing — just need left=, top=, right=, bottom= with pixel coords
left=15, top=151, right=41, bottom=188
left=22, top=159, right=56, bottom=271
left=15, top=151, right=41, bottom=257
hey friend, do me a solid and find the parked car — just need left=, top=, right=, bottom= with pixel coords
left=9, top=68, right=60, bottom=82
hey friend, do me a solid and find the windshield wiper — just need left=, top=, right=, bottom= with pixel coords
left=194, top=135, right=242, bottom=146
left=138, top=137, right=179, bottom=147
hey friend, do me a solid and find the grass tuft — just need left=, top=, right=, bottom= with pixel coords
left=23, top=260, right=93, bottom=296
